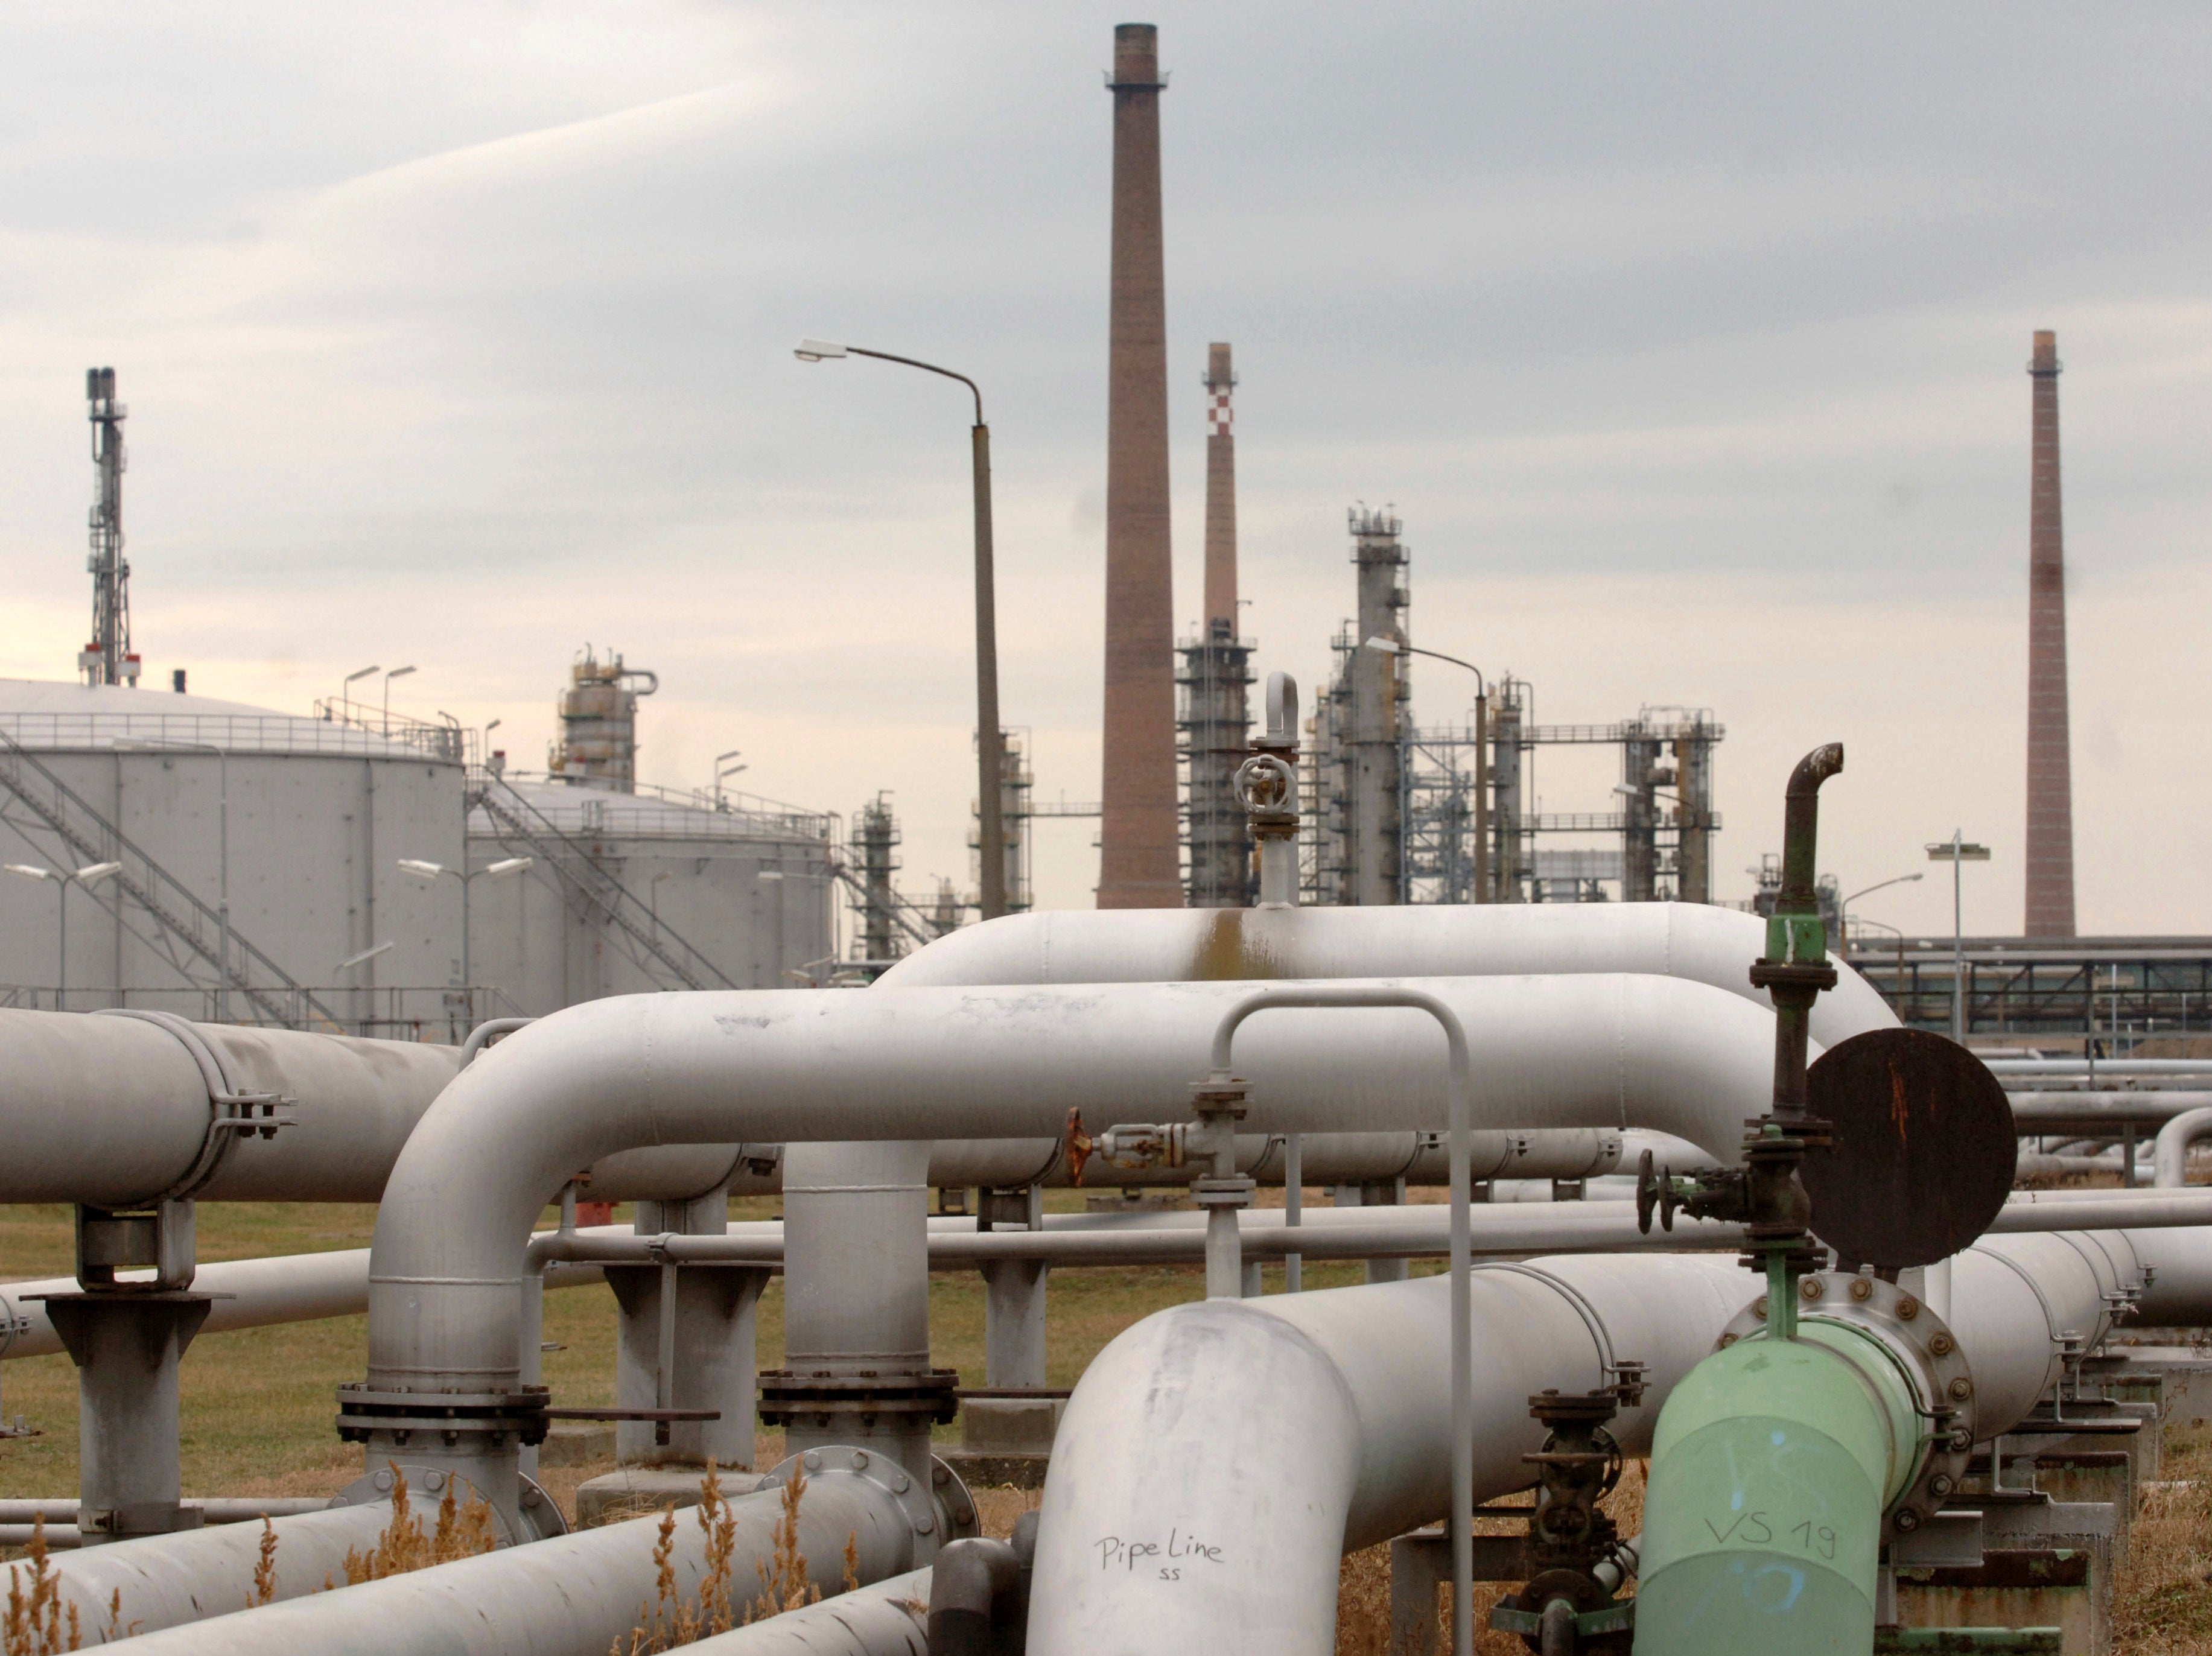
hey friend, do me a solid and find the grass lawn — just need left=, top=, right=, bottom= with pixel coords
left=0, top=1193, right=1392, bottom=1518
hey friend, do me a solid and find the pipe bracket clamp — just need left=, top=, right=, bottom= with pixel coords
left=334, top=1382, right=551, bottom=1448
left=93, top=1010, right=299, bottom=1201
left=756, top=1368, right=961, bottom=1429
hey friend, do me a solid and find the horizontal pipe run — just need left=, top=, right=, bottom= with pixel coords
left=5, top=1500, right=396, bottom=1635
left=1986, top=1059, right=2212, bottom=1076
left=678, top=1567, right=933, bottom=1654
left=874, top=903, right=1901, bottom=1052
left=523, top=1190, right=2212, bottom=1273
left=0, top=1497, right=331, bottom=1524
left=0, top=1245, right=605, bottom=1363
left=2011, top=1091, right=2212, bottom=1124
left=101, top=1468, right=920, bottom=1656
left=1026, top=1232, right=2158, bottom=1656
left=366, top=974, right=1787, bottom=1396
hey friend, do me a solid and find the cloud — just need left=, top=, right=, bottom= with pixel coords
left=1, top=1, right=2208, bottom=927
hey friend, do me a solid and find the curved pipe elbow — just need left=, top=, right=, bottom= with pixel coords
left=2154, top=1108, right=2212, bottom=1188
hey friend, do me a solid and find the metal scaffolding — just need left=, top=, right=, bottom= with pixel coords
left=1176, top=622, right=1254, bottom=907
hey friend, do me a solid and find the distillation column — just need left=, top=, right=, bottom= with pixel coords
left=1346, top=510, right=1408, bottom=906
left=77, top=367, right=137, bottom=688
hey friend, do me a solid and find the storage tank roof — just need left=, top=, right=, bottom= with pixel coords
left=474, top=776, right=833, bottom=846
left=0, top=678, right=437, bottom=760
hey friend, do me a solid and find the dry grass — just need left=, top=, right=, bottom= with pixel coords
left=0, top=1195, right=1227, bottom=1532
left=2117, top=1425, right=2212, bottom=1654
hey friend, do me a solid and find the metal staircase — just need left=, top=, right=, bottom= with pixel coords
left=472, top=778, right=737, bottom=992
left=0, top=728, right=341, bottom=1027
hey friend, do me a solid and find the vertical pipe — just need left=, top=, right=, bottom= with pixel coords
left=973, top=421, right=1006, bottom=921
left=1204, top=1207, right=1241, bottom=1300
left=1285, top=1134, right=1303, bottom=1293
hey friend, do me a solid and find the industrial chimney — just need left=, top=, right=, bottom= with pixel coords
left=2024, top=331, right=2076, bottom=938
left=1178, top=343, right=1254, bottom=906
left=1096, top=23, right=1183, bottom=908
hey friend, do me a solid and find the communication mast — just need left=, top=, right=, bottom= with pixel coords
left=78, top=367, right=138, bottom=687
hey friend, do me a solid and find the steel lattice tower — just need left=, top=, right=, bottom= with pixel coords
left=78, top=367, right=137, bottom=687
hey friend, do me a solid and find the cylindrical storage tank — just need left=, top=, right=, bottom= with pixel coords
left=0, top=678, right=463, bottom=1038
left=468, top=778, right=836, bottom=1012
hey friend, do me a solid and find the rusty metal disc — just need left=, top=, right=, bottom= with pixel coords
left=1800, top=1027, right=2017, bottom=1272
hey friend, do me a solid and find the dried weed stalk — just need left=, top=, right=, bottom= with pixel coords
left=334, top=1464, right=498, bottom=1587
left=2, top=1519, right=81, bottom=1656
left=249, top=1518, right=279, bottom=1608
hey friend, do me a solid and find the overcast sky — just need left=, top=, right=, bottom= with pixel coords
left=2, top=2, right=2207, bottom=936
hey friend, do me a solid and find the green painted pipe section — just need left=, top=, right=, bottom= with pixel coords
left=1633, top=1320, right=1925, bottom=1655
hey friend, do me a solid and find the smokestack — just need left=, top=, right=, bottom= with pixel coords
left=1096, top=22, right=1183, bottom=909
left=1203, top=342, right=1237, bottom=630
left=2024, top=330, right=2076, bottom=937
left=1180, top=342, right=1253, bottom=907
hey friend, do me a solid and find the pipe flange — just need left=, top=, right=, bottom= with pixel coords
left=757, top=1444, right=979, bottom=1562
left=756, top=1369, right=961, bottom=1429
left=335, top=1382, right=551, bottom=1448
left=1715, top=1271, right=1973, bottom=1545
left=329, top=1462, right=567, bottom=1545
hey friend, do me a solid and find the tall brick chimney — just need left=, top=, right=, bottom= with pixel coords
left=2025, top=329, right=2077, bottom=937
left=1097, top=22, right=1183, bottom=908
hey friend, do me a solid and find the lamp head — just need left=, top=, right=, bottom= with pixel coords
left=484, top=857, right=532, bottom=878
left=794, top=339, right=849, bottom=363
left=396, top=858, right=447, bottom=880
left=75, top=861, right=122, bottom=887
left=1363, top=636, right=1402, bottom=655
left=4, top=863, right=54, bottom=883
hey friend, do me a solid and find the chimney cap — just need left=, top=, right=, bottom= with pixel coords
left=1108, top=23, right=1164, bottom=89
left=2029, top=329, right=2062, bottom=376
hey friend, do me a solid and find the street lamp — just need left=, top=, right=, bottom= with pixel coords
left=796, top=337, right=1007, bottom=921
left=117, top=739, right=230, bottom=1021
left=1365, top=637, right=1489, bottom=903
left=1925, top=834, right=1992, bottom=1042
left=383, top=666, right=418, bottom=734
left=1837, top=872, right=1924, bottom=956
left=397, top=855, right=531, bottom=997
left=714, top=750, right=747, bottom=811
left=342, top=665, right=380, bottom=723
left=6, top=860, right=121, bottom=1012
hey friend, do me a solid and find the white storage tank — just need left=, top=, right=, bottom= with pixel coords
left=466, top=778, right=836, bottom=1012
left=0, top=679, right=465, bottom=1036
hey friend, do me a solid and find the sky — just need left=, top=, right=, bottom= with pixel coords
left=1, top=2, right=2207, bottom=936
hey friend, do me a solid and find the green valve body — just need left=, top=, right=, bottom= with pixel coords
left=1633, top=1322, right=1924, bottom=1656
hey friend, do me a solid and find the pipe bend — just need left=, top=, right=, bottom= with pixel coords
left=364, top=975, right=1787, bottom=1394
left=2155, top=1108, right=2212, bottom=1188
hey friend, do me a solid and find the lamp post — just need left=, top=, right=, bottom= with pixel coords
left=714, top=750, right=747, bottom=811
left=398, top=856, right=531, bottom=1006
left=795, top=338, right=1006, bottom=921
left=342, top=664, right=379, bottom=723
left=1925, top=833, right=1991, bottom=1042
left=118, top=739, right=230, bottom=1021
left=5, top=860, right=121, bottom=1011
left=1837, top=871, right=1924, bottom=958
left=1365, top=637, right=1489, bottom=903
left=382, top=666, right=417, bottom=735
